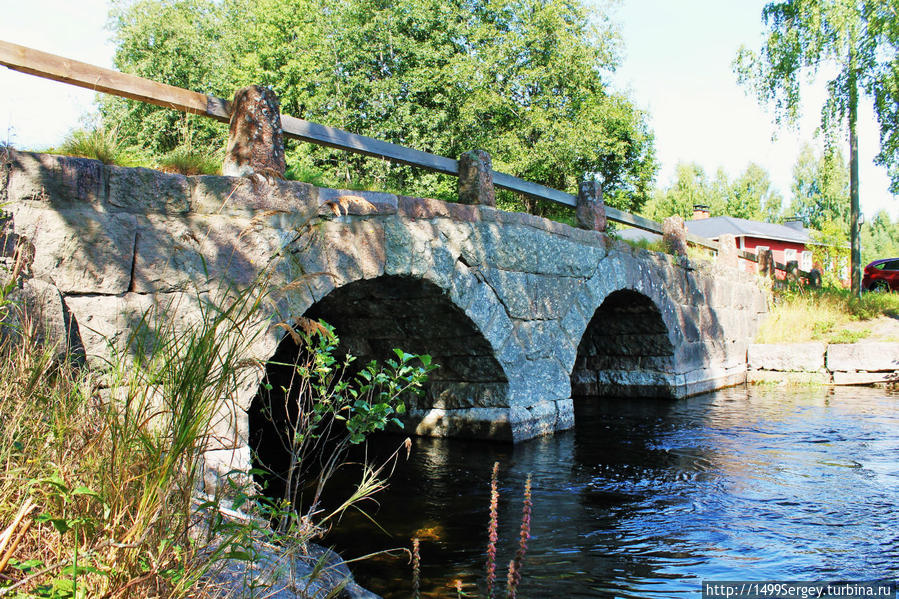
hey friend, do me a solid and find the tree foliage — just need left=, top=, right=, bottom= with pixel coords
left=789, top=141, right=850, bottom=230
left=103, top=0, right=232, bottom=154
left=103, top=0, right=657, bottom=213
left=642, top=161, right=783, bottom=223
left=861, top=209, right=899, bottom=265
left=729, top=163, right=784, bottom=221
left=865, top=1, right=899, bottom=190
left=734, top=0, right=898, bottom=182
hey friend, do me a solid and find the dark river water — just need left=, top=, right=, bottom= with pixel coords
left=323, top=385, right=899, bottom=597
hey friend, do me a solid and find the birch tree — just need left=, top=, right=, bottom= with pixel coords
left=735, top=0, right=899, bottom=294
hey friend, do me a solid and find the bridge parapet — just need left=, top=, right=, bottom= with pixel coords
left=1, top=150, right=768, bottom=483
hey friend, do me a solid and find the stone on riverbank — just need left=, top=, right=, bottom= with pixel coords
left=747, top=342, right=899, bottom=385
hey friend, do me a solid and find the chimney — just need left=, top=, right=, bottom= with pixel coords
left=692, top=205, right=710, bottom=220
left=783, top=216, right=804, bottom=231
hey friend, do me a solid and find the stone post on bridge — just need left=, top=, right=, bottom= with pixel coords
left=717, top=233, right=739, bottom=269
left=222, top=85, right=287, bottom=177
left=757, top=247, right=775, bottom=279
left=576, top=176, right=607, bottom=232
left=662, top=216, right=688, bottom=258
left=457, top=149, right=495, bottom=207
left=785, top=260, right=800, bottom=283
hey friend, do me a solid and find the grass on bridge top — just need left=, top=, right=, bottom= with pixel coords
left=756, top=285, right=899, bottom=344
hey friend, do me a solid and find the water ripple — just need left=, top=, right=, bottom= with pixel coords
left=325, top=385, right=899, bottom=597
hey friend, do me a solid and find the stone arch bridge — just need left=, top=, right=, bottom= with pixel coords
left=1, top=151, right=766, bottom=478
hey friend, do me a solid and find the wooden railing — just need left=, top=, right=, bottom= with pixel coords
left=0, top=39, right=809, bottom=277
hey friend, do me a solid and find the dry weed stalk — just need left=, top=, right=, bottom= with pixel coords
left=0, top=498, right=37, bottom=574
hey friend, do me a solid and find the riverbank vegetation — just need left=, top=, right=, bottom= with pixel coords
left=756, top=285, right=899, bottom=344
left=0, top=270, right=434, bottom=597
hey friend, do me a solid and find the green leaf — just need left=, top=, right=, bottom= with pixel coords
left=10, top=558, right=44, bottom=571
left=50, top=518, right=72, bottom=534
left=223, top=550, right=254, bottom=561
left=71, top=486, right=103, bottom=501
left=40, top=474, right=69, bottom=494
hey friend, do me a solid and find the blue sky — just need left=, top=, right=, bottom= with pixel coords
left=0, top=0, right=895, bottom=218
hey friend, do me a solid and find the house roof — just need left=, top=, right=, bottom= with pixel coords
left=685, top=216, right=811, bottom=245
left=615, top=216, right=813, bottom=246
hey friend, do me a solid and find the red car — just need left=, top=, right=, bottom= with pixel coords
left=862, top=258, right=899, bottom=292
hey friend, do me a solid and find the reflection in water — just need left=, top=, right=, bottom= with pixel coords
left=323, top=386, right=899, bottom=597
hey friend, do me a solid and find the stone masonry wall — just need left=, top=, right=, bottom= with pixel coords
left=749, top=343, right=899, bottom=384
left=1, top=151, right=768, bottom=483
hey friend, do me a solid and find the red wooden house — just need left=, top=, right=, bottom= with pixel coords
left=686, top=206, right=814, bottom=278
left=616, top=205, right=824, bottom=279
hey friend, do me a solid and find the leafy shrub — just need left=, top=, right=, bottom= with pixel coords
left=252, top=318, right=434, bottom=537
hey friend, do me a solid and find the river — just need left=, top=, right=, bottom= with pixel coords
left=324, top=385, right=899, bottom=597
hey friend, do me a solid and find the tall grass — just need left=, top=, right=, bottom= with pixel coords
left=157, top=145, right=221, bottom=176
left=52, top=128, right=150, bottom=168
left=612, top=232, right=714, bottom=264
left=53, top=129, right=219, bottom=175
left=756, top=285, right=899, bottom=343
left=0, top=279, right=269, bottom=597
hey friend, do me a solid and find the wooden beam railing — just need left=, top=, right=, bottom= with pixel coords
left=0, top=39, right=811, bottom=279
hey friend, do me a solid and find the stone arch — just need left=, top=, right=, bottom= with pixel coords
left=570, top=288, right=676, bottom=398
left=249, top=273, right=514, bottom=484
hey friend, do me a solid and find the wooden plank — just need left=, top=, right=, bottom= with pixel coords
left=686, top=232, right=719, bottom=251
left=491, top=172, right=578, bottom=206
left=280, top=116, right=581, bottom=206
left=0, top=40, right=230, bottom=121
left=205, top=95, right=231, bottom=120
left=280, top=115, right=459, bottom=175
left=605, top=207, right=664, bottom=234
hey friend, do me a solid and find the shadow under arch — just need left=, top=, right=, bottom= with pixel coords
left=571, top=289, right=676, bottom=400
left=249, top=274, right=510, bottom=495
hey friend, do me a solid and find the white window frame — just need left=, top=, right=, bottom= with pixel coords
left=801, top=251, right=812, bottom=271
